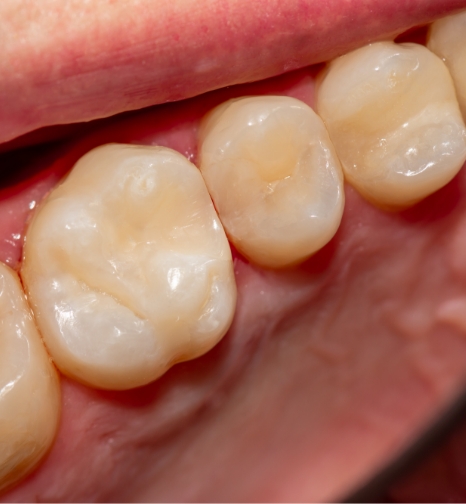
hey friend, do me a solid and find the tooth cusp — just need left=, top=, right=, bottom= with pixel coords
left=198, top=96, right=345, bottom=268
left=317, top=41, right=466, bottom=209
left=21, top=144, right=237, bottom=390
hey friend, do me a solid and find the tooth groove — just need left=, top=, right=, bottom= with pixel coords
left=317, top=41, right=466, bottom=209
left=21, top=144, right=237, bottom=390
left=198, top=96, right=345, bottom=268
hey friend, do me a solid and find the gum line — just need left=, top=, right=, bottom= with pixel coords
left=2, top=15, right=466, bottom=500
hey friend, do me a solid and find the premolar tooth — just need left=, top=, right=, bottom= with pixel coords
left=198, top=96, right=345, bottom=268
left=21, top=144, right=237, bottom=390
left=0, top=262, right=60, bottom=492
left=317, top=41, right=466, bottom=209
left=428, top=11, right=466, bottom=120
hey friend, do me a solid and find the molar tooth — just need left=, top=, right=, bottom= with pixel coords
left=428, top=11, right=466, bottom=120
left=21, top=144, right=237, bottom=390
left=317, top=41, right=466, bottom=209
left=198, top=96, right=345, bottom=269
left=0, top=262, right=60, bottom=492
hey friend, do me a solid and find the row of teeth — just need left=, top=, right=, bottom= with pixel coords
left=2, top=11, right=466, bottom=494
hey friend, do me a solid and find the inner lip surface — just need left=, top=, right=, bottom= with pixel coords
left=3, top=0, right=466, bottom=145
left=3, top=1, right=466, bottom=502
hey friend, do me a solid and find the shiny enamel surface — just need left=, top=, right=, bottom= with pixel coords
left=21, top=144, right=237, bottom=390
left=199, top=96, right=345, bottom=268
left=429, top=11, right=466, bottom=119
left=317, top=41, right=466, bottom=208
left=0, top=262, right=60, bottom=493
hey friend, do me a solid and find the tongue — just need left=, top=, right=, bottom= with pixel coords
left=2, top=0, right=466, bottom=144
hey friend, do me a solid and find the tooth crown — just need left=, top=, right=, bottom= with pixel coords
left=428, top=11, right=466, bottom=120
left=0, top=262, right=60, bottom=492
left=21, top=144, right=237, bottom=390
left=198, top=96, right=345, bottom=268
left=317, top=41, right=466, bottom=209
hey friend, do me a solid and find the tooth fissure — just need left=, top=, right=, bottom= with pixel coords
left=21, top=144, right=237, bottom=390
left=199, top=95, right=345, bottom=268
left=317, top=41, right=466, bottom=208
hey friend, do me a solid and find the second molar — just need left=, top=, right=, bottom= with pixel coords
left=317, top=41, right=466, bottom=209
left=198, top=96, right=345, bottom=269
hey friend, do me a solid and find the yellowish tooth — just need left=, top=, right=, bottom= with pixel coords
left=0, top=262, right=60, bottom=493
left=198, top=96, right=345, bottom=269
left=317, top=41, right=466, bottom=209
left=428, top=11, right=466, bottom=120
left=21, top=144, right=237, bottom=390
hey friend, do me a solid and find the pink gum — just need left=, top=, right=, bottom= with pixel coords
left=2, top=0, right=466, bottom=144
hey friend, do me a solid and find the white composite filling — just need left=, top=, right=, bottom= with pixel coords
left=21, top=145, right=237, bottom=390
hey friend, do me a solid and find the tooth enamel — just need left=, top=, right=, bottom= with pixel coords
left=0, top=262, right=60, bottom=492
left=21, top=144, right=237, bottom=390
left=428, top=11, right=466, bottom=120
left=198, top=96, right=345, bottom=268
left=317, top=41, right=466, bottom=209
